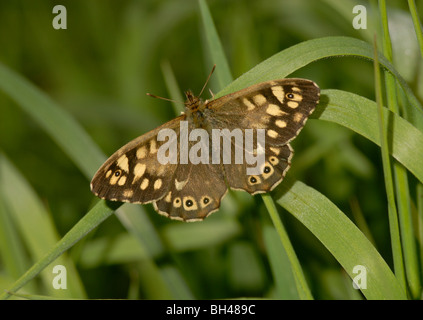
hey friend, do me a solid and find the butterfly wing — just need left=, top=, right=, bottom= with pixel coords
left=91, top=78, right=319, bottom=220
left=153, top=161, right=228, bottom=221
left=224, top=143, right=294, bottom=195
left=90, top=116, right=184, bottom=204
left=205, top=78, right=319, bottom=194
left=206, top=78, right=320, bottom=145
left=91, top=115, right=229, bottom=221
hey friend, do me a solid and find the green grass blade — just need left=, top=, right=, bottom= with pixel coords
left=161, top=219, right=241, bottom=252
left=379, top=1, right=421, bottom=297
left=409, top=0, right=423, bottom=295
left=408, top=0, right=423, bottom=57
left=0, top=63, right=104, bottom=178
left=316, top=90, right=423, bottom=184
left=216, top=36, right=423, bottom=131
left=0, top=199, right=120, bottom=300
left=160, top=60, right=185, bottom=115
left=114, top=204, right=165, bottom=258
left=198, top=0, right=233, bottom=88
left=0, top=192, right=36, bottom=294
left=161, top=266, right=195, bottom=300
left=77, top=233, right=151, bottom=268
left=275, top=180, right=407, bottom=300
left=394, top=164, right=421, bottom=297
left=373, top=33, right=406, bottom=290
left=262, top=195, right=312, bottom=300
left=263, top=226, right=300, bottom=299
left=418, top=184, right=423, bottom=277
left=0, top=154, right=87, bottom=299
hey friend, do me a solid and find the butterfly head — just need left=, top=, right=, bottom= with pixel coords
left=184, top=90, right=204, bottom=113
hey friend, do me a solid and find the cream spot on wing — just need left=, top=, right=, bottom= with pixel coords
left=109, top=171, right=121, bottom=185
left=200, top=196, right=212, bottom=208
left=248, top=175, right=261, bottom=185
left=150, top=139, right=157, bottom=154
left=287, top=101, right=299, bottom=109
left=242, top=97, right=256, bottom=110
left=132, top=163, right=146, bottom=184
left=293, top=112, right=303, bottom=123
left=106, top=170, right=112, bottom=178
left=267, top=129, right=278, bottom=138
left=289, top=93, right=303, bottom=101
left=173, top=197, right=182, bottom=208
left=117, top=155, right=129, bottom=172
left=118, top=175, right=127, bottom=186
left=123, top=189, right=134, bottom=198
left=175, top=178, right=188, bottom=191
left=136, top=146, right=147, bottom=159
left=253, top=94, right=266, bottom=106
left=183, top=196, right=198, bottom=211
left=153, top=179, right=162, bottom=190
left=269, top=147, right=280, bottom=155
left=140, top=178, right=149, bottom=190
left=292, top=86, right=301, bottom=92
left=275, top=120, right=287, bottom=128
left=271, top=86, right=285, bottom=104
left=261, top=162, right=274, bottom=179
left=269, top=156, right=279, bottom=165
left=266, top=104, right=285, bottom=116
left=164, top=191, right=172, bottom=202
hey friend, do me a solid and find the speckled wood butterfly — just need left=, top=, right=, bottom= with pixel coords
left=91, top=72, right=320, bottom=222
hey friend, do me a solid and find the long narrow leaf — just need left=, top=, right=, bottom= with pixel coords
left=0, top=154, right=87, bottom=299
left=198, top=0, right=233, bottom=88
left=317, top=89, right=423, bottom=184
left=0, top=199, right=119, bottom=300
left=373, top=33, right=405, bottom=289
left=263, top=226, right=301, bottom=299
left=275, top=180, right=407, bottom=300
left=217, top=36, right=423, bottom=131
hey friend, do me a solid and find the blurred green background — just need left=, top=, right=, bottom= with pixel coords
left=0, top=0, right=422, bottom=299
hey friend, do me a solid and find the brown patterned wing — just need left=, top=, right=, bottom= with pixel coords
left=205, top=78, right=319, bottom=193
left=223, top=143, right=293, bottom=195
left=91, top=115, right=229, bottom=221
left=153, top=161, right=228, bottom=221
left=206, top=78, right=320, bottom=146
left=90, top=116, right=184, bottom=204
left=91, top=78, right=319, bottom=220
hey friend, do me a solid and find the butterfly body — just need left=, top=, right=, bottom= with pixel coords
left=91, top=78, right=320, bottom=221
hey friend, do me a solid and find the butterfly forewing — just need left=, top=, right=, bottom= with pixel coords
left=207, top=78, right=319, bottom=145
left=90, top=116, right=183, bottom=204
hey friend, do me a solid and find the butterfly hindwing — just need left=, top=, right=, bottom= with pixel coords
left=224, top=143, right=293, bottom=194
left=153, top=162, right=227, bottom=221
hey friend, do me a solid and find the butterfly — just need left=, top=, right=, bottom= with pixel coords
left=91, top=68, right=320, bottom=222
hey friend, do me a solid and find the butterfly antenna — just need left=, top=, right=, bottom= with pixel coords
left=198, top=64, right=216, bottom=97
left=146, top=93, right=184, bottom=105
